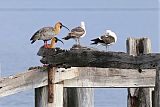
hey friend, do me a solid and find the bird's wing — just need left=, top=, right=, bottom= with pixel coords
left=63, top=26, right=85, bottom=40
left=101, top=35, right=115, bottom=44
left=30, top=27, right=54, bottom=42
left=71, top=26, right=85, bottom=36
left=91, top=37, right=104, bottom=45
left=71, top=26, right=84, bottom=32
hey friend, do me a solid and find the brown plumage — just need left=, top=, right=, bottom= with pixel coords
left=91, top=30, right=117, bottom=51
left=62, top=21, right=86, bottom=45
left=30, top=22, right=69, bottom=48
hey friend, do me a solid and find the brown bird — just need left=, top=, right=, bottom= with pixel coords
left=62, top=21, right=86, bottom=45
left=30, top=22, right=69, bottom=48
left=47, top=37, right=64, bottom=48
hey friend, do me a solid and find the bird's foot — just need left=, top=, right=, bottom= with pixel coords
left=44, top=44, right=49, bottom=48
left=43, top=64, right=49, bottom=67
left=72, top=44, right=82, bottom=49
left=47, top=44, right=56, bottom=49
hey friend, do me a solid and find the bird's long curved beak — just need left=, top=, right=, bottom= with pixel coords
left=57, top=38, right=64, bottom=44
left=62, top=25, right=70, bottom=31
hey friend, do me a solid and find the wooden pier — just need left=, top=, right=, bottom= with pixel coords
left=0, top=37, right=159, bottom=107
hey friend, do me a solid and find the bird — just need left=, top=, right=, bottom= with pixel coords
left=62, top=21, right=86, bottom=45
left=47, top=37, right=64, bottom=48
left=30, top=22, right=70, bottom=48
left=91, top=30, right=117, bottom=51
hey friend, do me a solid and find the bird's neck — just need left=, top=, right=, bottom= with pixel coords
left=49, top=38, right=56, bottom=48
left=81, top=24, right=85, bottom=30
left=53, top=27, right=61, bottom=35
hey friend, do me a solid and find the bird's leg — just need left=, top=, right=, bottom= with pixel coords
left=44, top=41, right=49, bottom=48
left=78, top=38, right=80, bottom=46
left=106, top=46, right=108, bottom=52
left=75, top=39, right=78, bottom=45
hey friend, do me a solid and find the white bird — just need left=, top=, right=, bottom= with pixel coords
left=91, top=30, right=117, bottom=51
left=62, top=21, right=86, bottom=45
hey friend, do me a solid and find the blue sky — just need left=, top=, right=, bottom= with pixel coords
left=0, top=0, right=159, bottom=107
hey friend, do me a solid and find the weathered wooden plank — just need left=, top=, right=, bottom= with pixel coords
left=54, top=67, right=79, bottom=83
left=0, top=67, right=156, bottom=97
left=38, top=47, right=160, bottom=69
left=0, top=67, right=82, bottom=98
left=0, top=69, right=48, bottom=97
left=155, top=65, right=160, bottom=107
left=62, top=68, right=156, bottom=87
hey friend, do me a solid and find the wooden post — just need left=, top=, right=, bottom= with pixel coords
left=35, top=86, right=48, bottom=107
left=127, top=37, right=153, bottom=107
left=35, top=67, right=64, bottom=107
left=155, top=65, right=160, bottom=107
left=63, top=88, right=94, bottom=107
left=48, top=66, right=55, bottom=103
left=35, top=66, right=54, bottom=107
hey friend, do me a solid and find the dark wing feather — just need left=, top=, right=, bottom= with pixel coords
left=91, top=38, right=104, bottom=45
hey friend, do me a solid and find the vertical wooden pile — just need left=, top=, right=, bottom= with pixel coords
left=155, top=60, right=160, bottom=106
left=127, top=37, right=153, bottom=107
left=63, top=88, right=94, bottom=107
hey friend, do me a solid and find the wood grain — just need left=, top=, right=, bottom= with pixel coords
left=38, top=47, right=160, bottom=69
left=0, top=67, right=155, bottom=97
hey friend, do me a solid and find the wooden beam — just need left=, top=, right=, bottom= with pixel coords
left=54, top=67, right=79, bottom=83
left=38, top=47, right=160, bottom=69
left=0, top=67, right=83, bottom=98
left=0, top=67, right=156, bottom=98
left=62, top=68, right=156, bottom=87
left=0, top=69, right=48, bottom=97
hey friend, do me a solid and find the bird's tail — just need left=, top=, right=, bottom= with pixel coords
left=31, top=40, right=36, bottom=44
left=62, top=36, right=71, bottom=40
left=62, top=33, right=73, bottom=40
left=30, top=32, right=40, bottom=44
left=90, top=38, right=100, bottom=45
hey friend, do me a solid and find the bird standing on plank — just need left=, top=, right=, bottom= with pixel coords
left=91, top=30, right=117, bottom=51
left=47, top=37, right=64, bottom=48
left=30, top=22, right=69, bottom=48
left=62, top=21, right=86, bottom=45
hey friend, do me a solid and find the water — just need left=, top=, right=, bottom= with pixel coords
left=95, top=88, right=127, bottom=107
